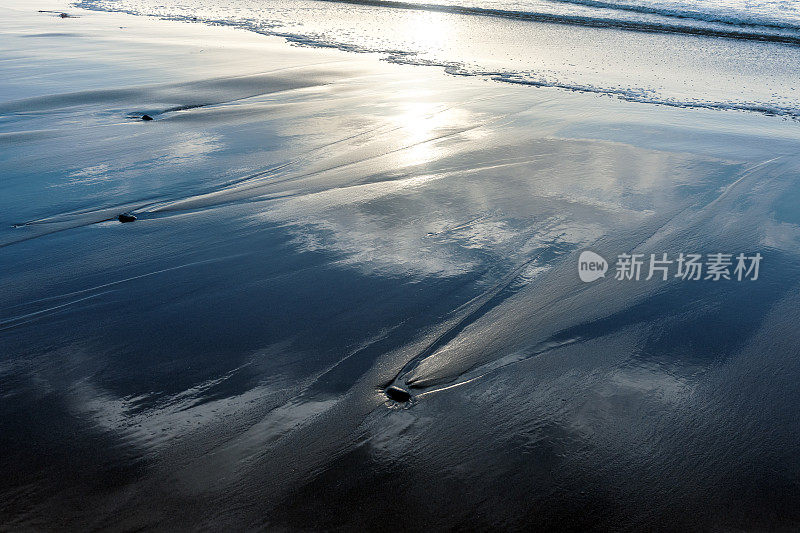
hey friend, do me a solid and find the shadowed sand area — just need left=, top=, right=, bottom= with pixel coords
left=2, top=0, right=800, bottom=530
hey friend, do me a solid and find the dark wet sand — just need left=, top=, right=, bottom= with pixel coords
left=3, top=1, right=800, bottom=530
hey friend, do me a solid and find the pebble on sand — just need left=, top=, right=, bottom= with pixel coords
left=141, top=114, right=154, bottom=121
left=385, top=385, right=411, bottom=403
left=118, top=213, right=137, bottom=223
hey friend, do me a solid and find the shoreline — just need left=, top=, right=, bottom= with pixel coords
left=73, top=0, right=800, bottom=119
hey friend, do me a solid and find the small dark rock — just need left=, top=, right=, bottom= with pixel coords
left=59, top=13, right=69, bottom=18
left=141, top=114, right=154, bottom=121
left=118, top=213, right=137, bottom=223
left=385, top=385, right=411, bottom=403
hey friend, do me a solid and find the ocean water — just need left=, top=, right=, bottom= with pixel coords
left=79, top=0, right=800, bottom=116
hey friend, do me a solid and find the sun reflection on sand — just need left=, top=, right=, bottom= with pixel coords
left=390, top=100, right=475, bottom=169
left=385, top=9, right=461, bottom=170
left=396, top=102, right=441, bottom=166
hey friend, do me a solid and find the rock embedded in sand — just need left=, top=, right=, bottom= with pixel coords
left=118, top=213, right=137, bottom=223
left=141, top=114, right=154, bottom=121
left=385, top=385, right=411, bottom=403
left=59, top=13, right=69, bottom=18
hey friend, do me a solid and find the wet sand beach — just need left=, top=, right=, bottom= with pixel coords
left=3, top=0, right=800, bottom=529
